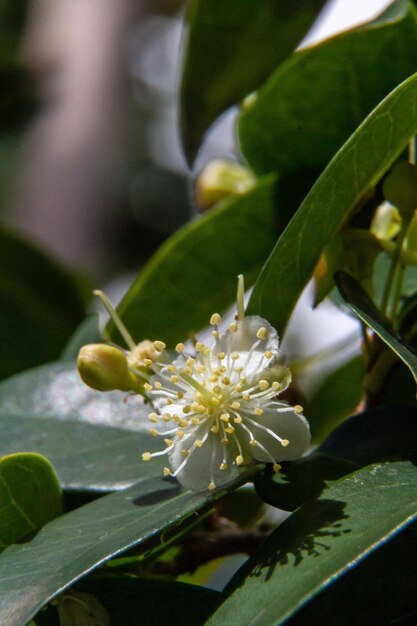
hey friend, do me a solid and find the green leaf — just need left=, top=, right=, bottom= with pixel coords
left=239, top=0, right=417, bottom=174
left=0, top=362, right=165, bottom=491
left=109, top=177, right=278, bottom=347
left=180, top=0, right=326, bottom=162
left=336, top=271, right=417, bottom=384
left=255, top=404, right=417, bottom=511
left=286, top=519, right=417, bottom=624
left=0, top=474, right=241, bottom=626
left=0, top=225, right=86, bottom=380
left=247, top=70, right=417, bottom=334
left=207, top=461, right=417, bottom=626
left=306, top=355, right=365, bottom=442
left=0, top=452, right=62, bottom=549
left=60, top=315, right=102, bottom=361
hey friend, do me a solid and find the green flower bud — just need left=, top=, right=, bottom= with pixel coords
left=77, top=344, right=140, bottom=392
left=195, top=159, right=256, bottom=211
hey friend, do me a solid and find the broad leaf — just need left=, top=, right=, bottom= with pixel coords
left=0, top=362, right=165, bottom=491
left=336, top=271, right=417, bottom=384
left=0, top=474, right=249, bottom=626
left=109, top=177, right=278, bottom=347
left=207, top=461, right=417, bottom=626
left=240, top=0, right=417, bottom=174
left=0, top=452, right=62, bottom=549
left=60, top=315, right=101, bottom=361
left=0, top=225, right=86, bottom=379
left=247, top=71, right=417, bottom=334
left=180, top=0, right=327, bottom=161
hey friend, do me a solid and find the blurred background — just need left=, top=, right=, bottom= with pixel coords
left=1, top=0, right=390, bottom=281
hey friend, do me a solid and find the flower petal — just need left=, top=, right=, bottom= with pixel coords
left=213, top=315, right=279, bottom=378
left=168, top=431, right=241, bottom=491
left=247, top=402, right=310, bottom=462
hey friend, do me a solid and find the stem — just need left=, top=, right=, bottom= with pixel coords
left=93, top=290, right=136, bottom=351
left=380, top=225, right=408, bottom=318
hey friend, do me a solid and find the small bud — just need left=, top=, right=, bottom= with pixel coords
left=77, top=344, right=139, bottom=392
left=195, top=159, right=256, bottom=211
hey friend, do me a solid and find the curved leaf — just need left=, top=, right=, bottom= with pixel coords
left=0, top=452, right=62, bottom=549
left=240, top=0, right=417, bottom=174
left=180, top=0, right=326, bottom=161
left=208, top=461, right=417, bottom=626
left=247, top=71, right=417, bottom=334
left=0, top=472, right=252, bottom=626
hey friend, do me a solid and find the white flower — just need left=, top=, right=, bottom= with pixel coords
left=141, top=313, right=310, bottom=492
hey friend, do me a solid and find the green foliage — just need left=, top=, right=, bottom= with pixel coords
left=0, top=452, right=62, bottom=549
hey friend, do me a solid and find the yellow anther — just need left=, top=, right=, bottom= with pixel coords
left=231, top=352, right=240, bottom=360
left=208, top=482, right=216, bottom=491
left=212, top=397, right=221, bottom=406
left=273, top=463, right=282, bottom=473
left=219, top=365, right=227, bottom=373
left=212, top=330, right=219, bottom=338
left=167, top=398, right=173, bottom=405
left=148, top=412, right=158, bottom=422
left=163, top=467, right=171, bottom=476
left=236, top=455, right=244, bottom=466
left=249, top=439, right=257, bottom=447
left=143, top=358, right=153, bottom=367
left=183, top=367, right=192, bottom=375
left=256, top=327, right=268, bottom=340
left=225, top=426, right=235, bottom=434
left=233, top=415, right=242, bottom=424
left=164, top=438, right=173, bottom=447
left=142, top=452, right=152, bottom=461
left=209, top=375, right=218, bottom=383
left=186, top=357, right=196, bottom=367
left=235, top=384, right=244, bottom=393
left=221, top=377, right=231, bottom=385
left=195, top=342, right=206, bottom=352
left=177, top=429, right=185, bottom=438
left=210, top=313, right=222, bottom=325
left=195, top=440, right=204, bottom=448
left=175, top=343, right=185, bottom=352
left=242, top=393, right=251, bottom=401
left=173, top=415, right=180, bottom=423
left=258, top=380, right=270, bottom=391
left=231, top=401, right=241, bottom=410
left=154, top=381, right=162, bottom=390
left=191, top=417, right=201, bottom=425
left=171, top=375, right=179, bottom=383
left=211, top=424, right=220, bottom=434
left=153, top=340, right=166, bottom=352
left=221, top=438, right=229, bottom=445
left=294, top=405, right=303, bottom=414
left=272, top=382, right=282, bottom=391
left=177, top=391, right=184, bottom=399
left=144, top=383, right=153, bottom=391
left=254, top=407, right=264, bottom=416
left=197, top=364, right=206, bottom=373
left=179, top=418, right=189, bottom=427
left=220, top=413, right=230, bottom=422
left=167, top=364, right=176, bottom=373
left=183, top=405, right=191, bottom=414
left=281, top=439, right=289, bottom=447
left=264, top=351, right=273, bottom=359
left=181, top=449, right=189, bottom=458
left=217, top=352, right=226, bottom=361
left=163, top=414, right=171, bottom=422
left=219, top=463, right=228, bottom=471
left=150, top=428, right=158, bottom=437
left=229, top=322, right=238, bottom=332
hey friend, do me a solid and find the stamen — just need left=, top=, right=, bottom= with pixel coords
left=176, top=343, right=185, bottom=352
left=256, top=327, right=268, bottom=340
left=210, top=313, right=222, bottom=325
left=153, top=341, right=166, bottom=352
left=237, top=274, right=245, bottom=320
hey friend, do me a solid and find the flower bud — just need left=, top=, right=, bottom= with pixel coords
left=195, top=159, right=256, bottom=211
left=77, top=344, right=139, bottom=392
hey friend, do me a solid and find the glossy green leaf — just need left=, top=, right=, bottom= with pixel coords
left=0, top=452, right=62, bottom=549
left=240, top=0, right=417, bottom=174
left=287, top=519, right=417, bottom=624
left=208, top=461, right=417, bottom=626
left=0, top=225, right=86, bottom=380
left=0, top=362, right=165, bottom=491
left=336, top=271, right=417, bottom=384
left=247, top=70, right=417, bottom=334
left=306, top=355, right=365, bottom=442
left=0, top=474, right=245, bottom=626
left=109, top=177, right=278, bottom=347
left=180, top=0, right=326, bottom=161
